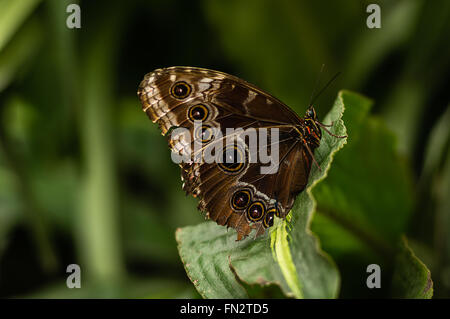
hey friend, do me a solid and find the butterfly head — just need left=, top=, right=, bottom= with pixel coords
left=305, top=105, right=317, bottom=120
left=303, top=105, right=322, bottom=147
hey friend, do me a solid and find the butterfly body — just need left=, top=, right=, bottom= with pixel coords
left=138, top=67, right=337, bottom=240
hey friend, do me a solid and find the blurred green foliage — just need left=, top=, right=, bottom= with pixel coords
left=0, top=0, right=448, bottom=298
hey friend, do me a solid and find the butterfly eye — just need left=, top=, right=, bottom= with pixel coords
left=171, top=81, right=191, bottom=99
left=188, top=104, right=209, bottom=122
left=306, top=107, right=316, bottom=119
left=247, top=201, right=266, bottom=222
left=194, top=124, right=214, bottom=143
left=218, top=144, right=246, bottom=174
left=263, top=209, right=276, bottom=228
left=231, top=189, right=251, bottom=210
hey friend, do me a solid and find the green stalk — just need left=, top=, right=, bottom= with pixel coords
left=271, top=216, right=303, bottom=299
left=77, top=4, right=127, bottom=295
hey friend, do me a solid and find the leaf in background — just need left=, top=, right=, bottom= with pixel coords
left=391, top=236, right=433, bottom=298
left=382, top=1, right=450, bottom=156
left=421, top=105, right=450, bottom=180
left=420, top=105, right=450, bottom=297
left=310, top=90, right=417, bottom=297
left=0, top=0, right=41, bottom=52
left=0, top=96, right=60, bottom=273
left=203, top=0, right=338, bottom=116
left=312, top=92, right=415, bottom=252
left=176, top=90, right=355, bottom=298
left=123, top=198, right=179, bottom=265
left=0, top=17, right=42, bottom=92
left=344, top=0, right=422, bottom=87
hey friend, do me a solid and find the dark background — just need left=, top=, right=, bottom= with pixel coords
left=0, top=0, right=448, bottom=298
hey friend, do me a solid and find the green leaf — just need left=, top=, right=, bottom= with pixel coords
left=176, top=90, right=357, bottom=298
left=310, top=90, right=417, bottom=297
left=311, top=93, right=414, bottom=257
left=0, top=0, right=41, bottom=53
left=391, top=236, right=433, bottom=298
left=0, top=17, right=42, bottom=91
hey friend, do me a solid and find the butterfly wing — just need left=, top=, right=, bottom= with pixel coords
left=138, top=67, right=312, bottom=240
left=138, top=67, right=302, bottom=133
left=180, top=127, right=312, bottom=240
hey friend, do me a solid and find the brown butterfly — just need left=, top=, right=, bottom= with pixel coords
left=137, top=67, right=344, bottom=240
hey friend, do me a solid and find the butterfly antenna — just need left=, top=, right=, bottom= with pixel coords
left=310, top=70, right=347, bottom=139
left=310, top=71, right=341, bottom=106
left=308, top=64, right=325, bottom=107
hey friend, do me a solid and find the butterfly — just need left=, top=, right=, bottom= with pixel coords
left=137, top=67, right=344, bottom=240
